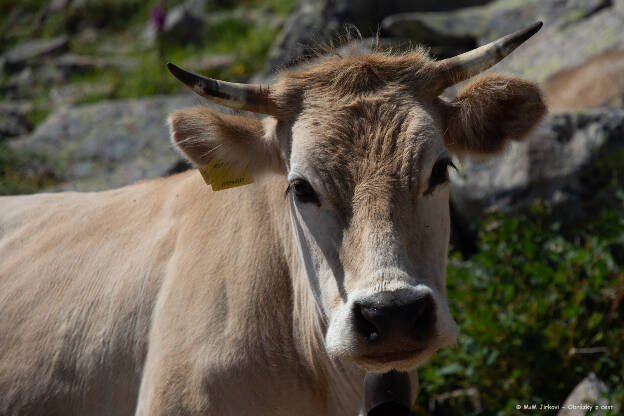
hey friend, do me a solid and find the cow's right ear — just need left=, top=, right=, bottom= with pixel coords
left=169, top=107, right=284, bottom=175
left=438, top=74, right=546, bottom=157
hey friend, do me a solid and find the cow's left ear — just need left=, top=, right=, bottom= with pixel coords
left=438, top=74, right=546, bottom=156
left=169, top=107, right=283, bottom=175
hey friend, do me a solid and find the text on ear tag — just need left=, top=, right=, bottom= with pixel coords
left=199, top=159, right=253, bottom=191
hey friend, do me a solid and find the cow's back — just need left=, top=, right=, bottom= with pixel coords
left=0, top=174, right=187, bottom=415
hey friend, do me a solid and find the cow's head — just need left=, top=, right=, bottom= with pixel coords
left=168, top=23, right=546, bottom=373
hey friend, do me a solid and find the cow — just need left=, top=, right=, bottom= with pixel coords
left=0, top=23, right=546, bottom=415
left=542, top=49, right=624, bottom=112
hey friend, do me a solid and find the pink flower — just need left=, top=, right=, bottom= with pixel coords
left=151, top=5, right=167, bottom=31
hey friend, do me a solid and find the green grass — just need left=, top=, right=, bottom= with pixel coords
left=415, top=204, right=624, bottom=415
left=67, top=21, right=280, bottom=105
left=76, top=14, right=280, bottom=106
left=7, top=1, right=291, bottom=106
left=0, top=144, right=55, bottom=195
left=197, top=0, right=296, bottom=14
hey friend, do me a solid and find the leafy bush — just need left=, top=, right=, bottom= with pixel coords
left=415, top=205, right=624, bottom=415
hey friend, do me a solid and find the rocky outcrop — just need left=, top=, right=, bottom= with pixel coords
left=7, top=95, right=202, bottom=191
left=181, top=53, right=237, bottom=73
left=1, top=35, right=69, bottom=73
left=450, top=108, right=624, bottom=225
left=484, top=0, right=624, bottom=83
left=0, top=101, right=33, bottom=140
left=382, top=0, right=611, bottom=51
left=258, top=0, right=494, bottom=77
left=159, top=4, right=206, bottom=46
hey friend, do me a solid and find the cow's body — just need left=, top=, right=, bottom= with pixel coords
left=0, top=172, right=380, bottom=415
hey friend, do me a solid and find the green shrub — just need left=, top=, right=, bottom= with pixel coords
left=415, top=205, right=624, bottom=415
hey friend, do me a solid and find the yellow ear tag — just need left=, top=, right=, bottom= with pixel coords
left=199, top=159, right=253, bottom=191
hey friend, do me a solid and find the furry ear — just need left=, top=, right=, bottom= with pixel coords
left=169, top=107, right=283, bottom=175
left=439, top=74, right=546, bottom=156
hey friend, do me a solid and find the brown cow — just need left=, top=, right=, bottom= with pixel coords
left=0, top=23, right=545, bottom=415
left=543, top=49, right=624, bottom=112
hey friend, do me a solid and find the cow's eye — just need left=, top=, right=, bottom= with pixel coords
left=425, top=157, right=456, bottom=195
left=288, top=179, right=320, bottom=205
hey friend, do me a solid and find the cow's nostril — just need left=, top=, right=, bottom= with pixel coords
left=407, top=296, right=435, bottom=336
left=408, top=295, right=435, bottom=335
left=354, top=303, right=380, bottom=341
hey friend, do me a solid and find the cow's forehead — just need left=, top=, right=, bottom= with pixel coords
left=290, top=96, right=445, bottom=215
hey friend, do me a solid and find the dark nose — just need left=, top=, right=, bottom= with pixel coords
left=354, top=290, right=436, bottom=343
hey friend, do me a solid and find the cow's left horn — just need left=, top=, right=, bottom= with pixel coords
left=167, top=63, right=279, bottom=116
left=434, top=21, right=543, bottom=92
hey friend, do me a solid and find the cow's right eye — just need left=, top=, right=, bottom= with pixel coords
left=288, top=179, right=320, bottom=205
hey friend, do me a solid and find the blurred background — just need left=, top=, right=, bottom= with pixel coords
left=1, top=0, right=623, bottom=414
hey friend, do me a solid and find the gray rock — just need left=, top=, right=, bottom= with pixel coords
left=382, top=11, right=479, bottom=58
left=260, top=0, right=336, bottom=76
left=483, top=0, right=624, bottom=83
left=49, top=0, right=70, bottom=13
left=7, top=95, right=208, bottom=191
left=181, top=53, right=237, bottom=73
left=337, top=0, right=498, bottom=31
left=163, top=5, right=206, bottom=45
left=557, top=373, right=612, bottom=416
left=383, top=0, right=611, bottom=58
left=43, top=54, right=138, bottom=76
left=450, top=108, right=624, bottom=224
left=49, top=83, right=113, bottom=107
left=32, top=65, right=67, bottom=85
left=258, top=0, right=494, bottom=77
left=2, top=35, right=69, bottom=73
left=7, top=67, right=34, bottom=88
left=0, top=101, right=34, bottom=140
left=75, top=27, right=99, bottom=45
left=3, top=65, right=66, bottom=100
left=51, top=54, right=107, bottom=73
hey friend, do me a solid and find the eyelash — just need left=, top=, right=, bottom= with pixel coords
left=424, top=158, right=456, bottom=195
left=285, top=178, right=321, bottom=205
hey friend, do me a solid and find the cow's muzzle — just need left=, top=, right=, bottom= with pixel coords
left=353, top=289, right=436, bottom=346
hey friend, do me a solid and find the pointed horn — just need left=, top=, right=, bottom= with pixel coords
left=167, top=63, right=279, bottom=116
left=435, top=21, right=543, bottom=92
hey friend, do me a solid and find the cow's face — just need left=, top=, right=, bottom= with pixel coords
left=168, top=24, right=546, bottom=372
left=284, top=96, right=459, bottom=371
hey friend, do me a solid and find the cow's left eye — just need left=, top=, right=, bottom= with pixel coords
left=425, top=157, right=456, bottom=195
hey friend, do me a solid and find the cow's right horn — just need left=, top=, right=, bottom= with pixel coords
left=167, top=63, right=279, bottom=116
left=433, top=21, right=543, bottom=92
